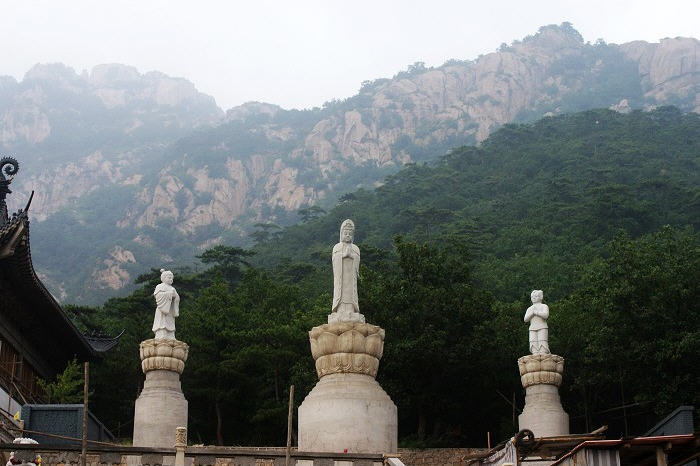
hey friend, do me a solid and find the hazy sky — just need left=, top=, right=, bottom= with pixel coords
left=1, top=0, right=697, bottom=111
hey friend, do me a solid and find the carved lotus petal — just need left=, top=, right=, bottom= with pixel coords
left=173, top=346, right=187, bottom=361
left=338, top=353, right=353, bottom=371
left=317, top=331, right=337, bottom=355
left=525, top=359, right=539, bottom=373
left=309, top=326, right=324, bottom=340
left=156, top=344, right=171, bottom=357
left=518, top=362, right=527, bottom=376
left=351, top=330, right=365, bottom=353
left=352, top=353, right=368, bottom=372
left=541, top=358, right=556, bottom=372
left=310, top=338, right=320, bottom=360
left=364, top=333, right=384, bottom=358
left=334, top=322, right=354, bottom=335
left=336, top=330, right=354, bottom=353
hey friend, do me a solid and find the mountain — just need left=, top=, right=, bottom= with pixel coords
left=251, top=106, right=700, bottom=301
left=2, top=23, right=698, bottom=303
left=1, top=63, right=223, bottom=221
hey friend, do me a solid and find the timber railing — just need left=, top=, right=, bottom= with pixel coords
left=0, top=442, right=392, bottom=466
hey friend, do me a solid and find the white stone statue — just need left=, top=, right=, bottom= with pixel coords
left=152, top=269, right=180, bottom=340
left=524, top=289, right=550, bottom=354
left=330, top=219, right=364, bottom=323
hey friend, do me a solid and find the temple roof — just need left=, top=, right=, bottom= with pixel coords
left=0, top=157, right=119, bottom=371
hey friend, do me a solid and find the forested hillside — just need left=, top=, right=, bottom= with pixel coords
left=5, top=24, right=697, bottom=303
left=62, top=107, right=699, bottom=447
left=253, top=107, right=699, bottom=301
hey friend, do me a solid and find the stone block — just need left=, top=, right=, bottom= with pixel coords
left=99, top=453, right=123, bottom=464
left=353, top=460, right=374, bottom=466
left=193, top=456, right=217, bottom=466
left=141, top=454, right=164, bottom=466
left=298, top=372, right=397, bottom=453
left=312, top=458, right=334, bottom=466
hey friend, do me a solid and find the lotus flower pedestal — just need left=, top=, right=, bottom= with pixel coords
left=298, top=322, right=397, bottom=453
left=517, top=354, right=569, bottom=437
left=133, top=338, right=189, bottom=447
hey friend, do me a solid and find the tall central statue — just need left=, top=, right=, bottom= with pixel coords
left=330, top=219, right=364, bottom=323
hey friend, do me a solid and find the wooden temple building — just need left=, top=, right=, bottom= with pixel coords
left=0, top=157, right=118, bottom=416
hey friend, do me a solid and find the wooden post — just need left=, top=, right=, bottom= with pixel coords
left=655, top=446, right=668, bottom=466
left=7, top=355, right=15, bottom=413
left=81, top=361, right=89, bottom=466
left=285, top=385, right=294, bottom=466
left=487, top=431, right=491, bottom=449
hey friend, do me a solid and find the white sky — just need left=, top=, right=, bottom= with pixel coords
left=1, top=0, right=697, bottom=111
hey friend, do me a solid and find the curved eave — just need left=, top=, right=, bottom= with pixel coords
left=84, top=330, right=124, bottom=352
left=0, top=213, right=100, bottom=366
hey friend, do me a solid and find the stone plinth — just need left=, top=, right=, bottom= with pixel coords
left=133, top=338, right=189, bottom=448
left=299, top=322, right=397, bottom=453
left=517, top=354, right=569, bottom=438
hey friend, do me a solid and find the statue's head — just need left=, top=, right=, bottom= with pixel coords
left=339, top=219, right=355, bottom=243
left=160, top=269, right=174, bottom=285
left=531, top=289, right=543, bottom=303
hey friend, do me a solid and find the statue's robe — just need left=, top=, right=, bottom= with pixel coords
left=332, top=242, right=360, bottom=312
left=153, top=283, right=180, bottom=336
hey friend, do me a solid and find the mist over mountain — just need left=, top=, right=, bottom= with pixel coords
left=2, top=23, right=698, bottom=304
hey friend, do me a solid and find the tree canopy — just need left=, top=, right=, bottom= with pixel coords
left=60, top=107, right=698, bottom=447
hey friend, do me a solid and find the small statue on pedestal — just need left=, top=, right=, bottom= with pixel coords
left=152, top=269, right=180, bottom=340
left=524, top=289, right=550, bottom=354
left=518, top=289, right=569, bottom=437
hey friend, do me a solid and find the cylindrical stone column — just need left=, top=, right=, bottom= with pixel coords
left=298, top=322, right=397, bottom=453
left=133, top=338, right=189, bottom=447
left=517, top=354, right=569, bottom=437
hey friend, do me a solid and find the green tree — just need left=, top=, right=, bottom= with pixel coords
left=553, top=226, right=700, bottom=432
left=197, top=245, right=254, bottom=284
left=250, top=223, right=281, bottom=245
left=363, top=237, right=494, bottom=444
left=37, top=358, right=85, bottom=404
left=179, top=278, right=239, bottom=445
left=297, top=205, right=326, bottom=223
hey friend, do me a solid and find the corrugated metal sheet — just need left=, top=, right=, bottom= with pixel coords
left=480, top=439, right=517, bottom=465
left=587, top=449, right=619, bottom=466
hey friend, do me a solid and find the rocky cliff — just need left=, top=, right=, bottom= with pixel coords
left=3, top=24, right=698, bottom=303
left=1, top=63, right=223, bottom=220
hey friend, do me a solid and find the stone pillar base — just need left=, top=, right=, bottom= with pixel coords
left=133, top=339, right=189, bottom=448
left=298, top=373, right=397, bottom=453
left=299, top=322, right=397, bottom=454
left=517, top=354, right=569, bottom=438
left=518, top=384, right=569, bottom=437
